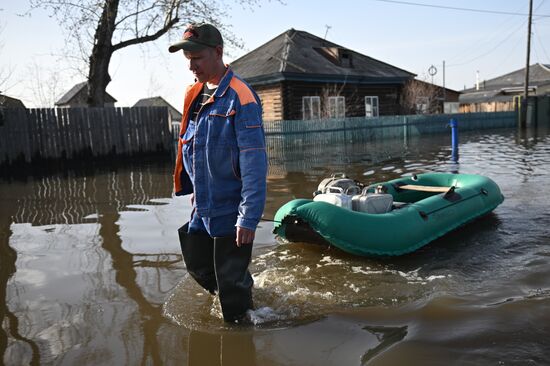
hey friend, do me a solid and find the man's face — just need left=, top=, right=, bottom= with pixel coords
left=183, top=46, right=222, bottom=83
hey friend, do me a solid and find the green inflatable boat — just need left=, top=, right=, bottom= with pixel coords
left=273, top=173, right=504, bottom=256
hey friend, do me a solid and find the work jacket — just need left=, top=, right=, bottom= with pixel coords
left=173, top=68, right=267, bottom=230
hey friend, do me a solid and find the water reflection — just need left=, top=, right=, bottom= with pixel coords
left=1, top=163, right=186, bottom=365
left=1, top=125, right=550, bottom=364
left=0, top=217, right=40, bottom=366
left=361, top=325, right=408, bottom=363
left=187, top=331, right=256, bottom=366
left=2, top=166, right=173, bottom=226
left=99, top=212, right=166, bottom=364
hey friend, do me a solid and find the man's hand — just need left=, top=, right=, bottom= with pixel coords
left=236, top=226, right=255, bottom=247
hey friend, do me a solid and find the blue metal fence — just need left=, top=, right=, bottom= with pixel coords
left=169, top=111, right=517, bottom=161
left=263, top=111, right=516, bottom=137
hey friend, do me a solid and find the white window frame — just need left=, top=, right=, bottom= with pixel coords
left=328, top=96, right=346, bottom=119
left=365, top=96, right=379, bottom=117
left=302, top=96, right=321, bottom=120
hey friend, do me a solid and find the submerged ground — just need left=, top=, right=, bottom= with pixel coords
left=1, top=125, right=550, bottom=365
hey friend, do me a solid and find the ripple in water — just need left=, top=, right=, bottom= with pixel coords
left=163, top=243, right=453, bottom=332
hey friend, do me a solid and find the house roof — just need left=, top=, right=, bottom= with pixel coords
left=56, top=81, right=117, bottom=105
left=410, top=79, right=460, bottom=95
left=230, top=29, right=416, bottom=86
left=460, top=63, right=550, bottom=103
left=133, top=96, right=182, bottom=119
left=0, top=93, right=26, bottom=108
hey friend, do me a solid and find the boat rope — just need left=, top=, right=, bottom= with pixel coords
left=418, top=188, right=488, bottom=220
left=261, top=217, right=282, bottom=224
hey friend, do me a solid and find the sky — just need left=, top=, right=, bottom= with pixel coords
left=1, top=0, right=549, bottom=110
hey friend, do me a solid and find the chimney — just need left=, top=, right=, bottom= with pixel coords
left=476, top=71, right=480, bottom=91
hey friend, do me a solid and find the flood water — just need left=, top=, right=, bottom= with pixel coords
left=2, top=124, right=550, bottom=365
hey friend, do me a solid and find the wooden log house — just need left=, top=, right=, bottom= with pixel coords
left=230, top=29, right=417, bottom=121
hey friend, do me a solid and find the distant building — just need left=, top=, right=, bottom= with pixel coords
left=230, top=29, right=417, bottom=121
left=55, top=81, right=117, bottom=108
left=0, top=93, right=25, bottom=127
left=459, top=63, right=550, bottom=113
left=0, top=93, right=26, bottom=108
left=133, top=96, right=182, bottom=122
left=402, top=79, right=460, bottom=115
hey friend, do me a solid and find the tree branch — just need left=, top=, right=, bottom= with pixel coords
left=111, top=16, right=179, bottom=51
left=114, top=3, right=158, bottom=27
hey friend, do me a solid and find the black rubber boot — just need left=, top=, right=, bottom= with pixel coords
left=213, top=236, right=254, bottom=323
left=178, top=223, right=217, bottom=294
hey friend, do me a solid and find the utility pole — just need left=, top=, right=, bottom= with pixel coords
left=521, top=0, right=533, bottom=128
left=443, top=60, right=446, bottom=103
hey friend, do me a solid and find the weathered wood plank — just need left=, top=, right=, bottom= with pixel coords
left=116, top=107, right=127, bottom=155
left=161, top=107, right=171, bottom=151
left=1, top=105, right=180, bottom=167
left=125, top=108, right=133, bottom=155
left=47, top=108, right=59, bottom=159
left=27, top=108, right=38, bottom=159
left=104, top=107, right=110, bottom=154
left=131, top=107, right=140, bottom=154
left=107, top=107, right=118, bottom=154
left=41, top=108, right=51, bottom=159
left=398, top=184, right=453, bottom=193
left=18, top=109, right=32, bottom=163
left=79, top=107, right=92, bottom=156
left=89, top=108, right=100, bottom=156
left=121, top=107, right=130, bottom=155
left=59, top=108, right=71, bottom=158
left=37, top=108, right=48, bottom=159
left=136, top=107, right=145, bottom=153
left=67, top=108, right=80, bottom=157
left=4, top=109, right=16, bottom=163
left=73, top=108, right=84, bottom=156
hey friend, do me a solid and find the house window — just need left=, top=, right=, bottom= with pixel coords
left=328, top=96, right=345, bottom=118
left=302, top=96, right=321, bottom=120
left=340, top=51, right=353, bottom=68
left=365, top=96, right=379, bottom=117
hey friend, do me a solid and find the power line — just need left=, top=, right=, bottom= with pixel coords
left=447, top=19, right=528, bottom=67
left=533, top=23, right=550, bottom=62
left=445, top=5, right=526, bottom=65
left=369, top=0, right=550, bottom=17
left=492, top=32, right=526, bottom=76
left=446, top=0, right=549, bottom=67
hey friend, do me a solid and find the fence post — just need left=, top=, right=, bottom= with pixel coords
left=450, top=118, right=459, bottom=162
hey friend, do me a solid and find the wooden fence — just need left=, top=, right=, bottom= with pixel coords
left=0, top=106, right=172, bottom=166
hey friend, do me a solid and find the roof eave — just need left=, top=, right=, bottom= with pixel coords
left=244, top=72, right=412, bottom=86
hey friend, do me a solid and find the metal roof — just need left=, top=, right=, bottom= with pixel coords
left=133, top=96, right=182, bottom=119
left=0, top=93, right=26, bottom=108
left=56, top=81, right=117, bottom=105
left=460, top=64, right=550, bottom=103
left=230, top=29, right=416, bottom=85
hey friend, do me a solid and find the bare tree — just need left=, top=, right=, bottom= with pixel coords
left=0, top=20, right=16, bottom=94
left=320, top=83, right=347, bottom=118
left=146, top=72, right=164, bottom=98
left=29, top=0, right=263, bottom=107
left=401, top=78, right=443, bottom=115
left=25, top=61, right=65, bottom=107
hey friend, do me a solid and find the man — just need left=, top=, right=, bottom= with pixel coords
left=169, top=23, right=267, bottom=323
